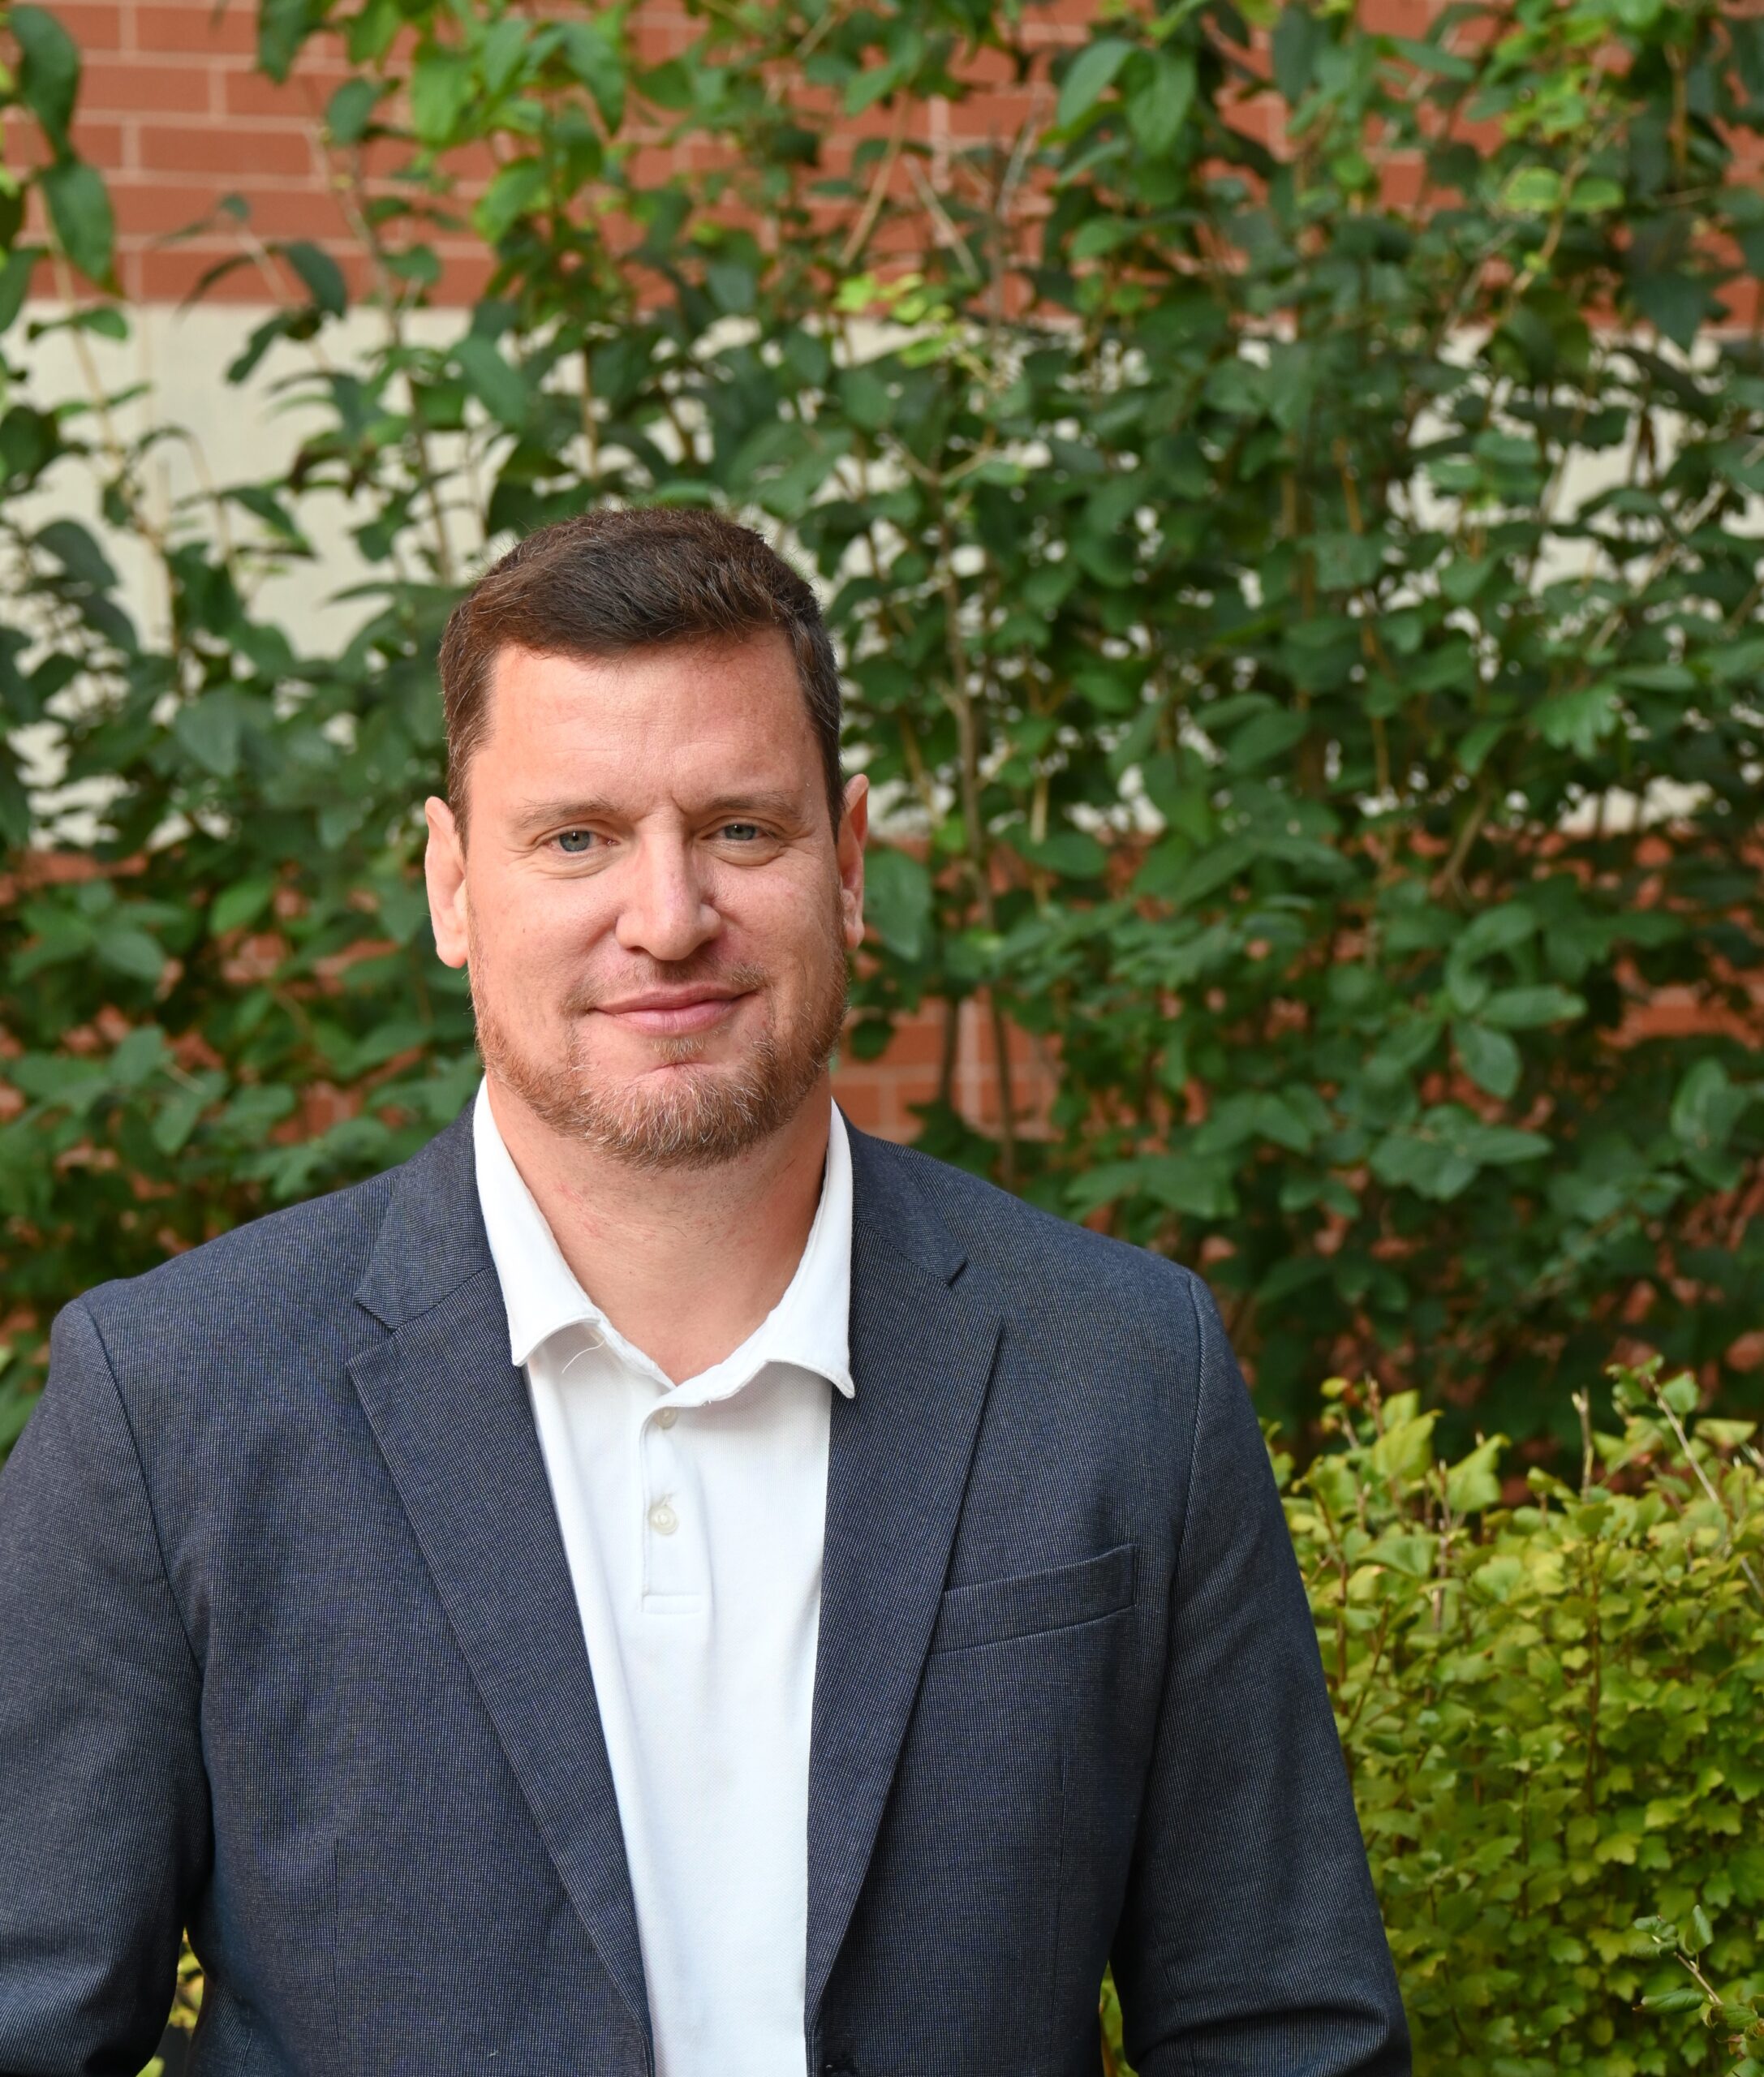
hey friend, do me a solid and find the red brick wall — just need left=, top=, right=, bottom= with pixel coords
left=41, top=0, right=1121, bottom=302
left=45, top=0, right=1461, bottom=303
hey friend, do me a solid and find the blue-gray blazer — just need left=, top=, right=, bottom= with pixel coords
left=0, top=1107, right=1409, bottom=2077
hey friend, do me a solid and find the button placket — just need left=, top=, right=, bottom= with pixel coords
left=641, top=1394, right=699, bottom=1602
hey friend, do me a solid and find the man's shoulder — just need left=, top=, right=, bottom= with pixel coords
left=853, top=1129, right=1209, bottom=1344
left=72, top=1125, right=444, bottom=1362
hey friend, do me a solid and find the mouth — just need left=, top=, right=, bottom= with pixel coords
left=591, top=988, right=753, bottom=1039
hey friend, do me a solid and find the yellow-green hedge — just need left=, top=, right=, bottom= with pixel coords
left=1104, top=1357, right=1764, bottom=2076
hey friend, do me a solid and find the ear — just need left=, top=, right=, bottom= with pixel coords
left=424, top=797, right=470, bottom=968
left=837, top=773, right=869, bottom=953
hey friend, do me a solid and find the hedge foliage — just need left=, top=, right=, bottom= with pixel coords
left=1112, top=1359, right=1764, bottom=2075
left=2, top=0, right=1764, bottom=1456
left=1288, top=1360, right=1763, bottom=2075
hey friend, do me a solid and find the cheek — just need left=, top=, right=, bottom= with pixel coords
left=729, top=879, right=837, bottom=969
left=471, top=875, right=606, bottom=979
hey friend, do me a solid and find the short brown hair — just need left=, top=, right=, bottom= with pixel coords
left=437, top=507, right=844, bottom=835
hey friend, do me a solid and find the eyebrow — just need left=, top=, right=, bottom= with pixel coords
left=509, top=790, right=809, bottom=837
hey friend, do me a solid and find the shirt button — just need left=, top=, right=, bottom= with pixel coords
left=656, top=1407, right=678, bottom=1430
left=648, top=1499, right=679, bottom=1536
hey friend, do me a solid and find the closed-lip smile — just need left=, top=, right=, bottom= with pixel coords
left=594, top=987, right=751, bottom=1037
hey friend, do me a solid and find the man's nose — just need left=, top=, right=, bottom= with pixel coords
left=614, top=834, right=721, bottom=963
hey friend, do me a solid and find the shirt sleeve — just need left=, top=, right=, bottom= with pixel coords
left=0, top=1299, right=209, bottom=2076
left=1109, top=1268, right=1412, bottom=2077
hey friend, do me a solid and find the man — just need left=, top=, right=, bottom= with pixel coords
left=0, top=509, right=1409, bottom=2076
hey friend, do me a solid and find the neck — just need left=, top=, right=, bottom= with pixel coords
left=484, top=1071, right=835, bottom=1385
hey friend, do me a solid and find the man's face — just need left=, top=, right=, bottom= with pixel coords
left=424, top=631, right=867, bottom=1171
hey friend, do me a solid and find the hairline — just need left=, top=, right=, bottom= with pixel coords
left=445, top=626, right=845, bottom=845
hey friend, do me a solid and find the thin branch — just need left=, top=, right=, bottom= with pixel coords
left=840, top=101, right=911, bottom=270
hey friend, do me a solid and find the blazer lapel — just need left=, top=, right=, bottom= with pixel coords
left=345, top=1112, right=652, bottom=2057
left=805, top=1127, right=1004, bottom=2028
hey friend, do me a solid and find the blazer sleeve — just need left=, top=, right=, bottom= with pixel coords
left=1109, top=1270, right=1412, bottom=2077
left=0, top=1299, right=209, bottom=2077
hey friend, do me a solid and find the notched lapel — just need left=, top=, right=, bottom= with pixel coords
left=345, top=1125, right=652, bottom=2061
left=806, top=1133, right=1004, bottom=2027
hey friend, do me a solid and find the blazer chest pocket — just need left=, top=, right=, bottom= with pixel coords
left=929, top=1542, right=1137, bottom=1654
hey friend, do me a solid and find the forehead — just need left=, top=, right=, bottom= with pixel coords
left=475, top=631, right=816, bottom=797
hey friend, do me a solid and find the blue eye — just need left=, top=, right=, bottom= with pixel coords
left=557, top=829, right=596, bottom=854
left=721, top=823, right=761, bottom=841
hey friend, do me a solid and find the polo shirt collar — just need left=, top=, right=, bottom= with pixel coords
left=471, top=1077, right=854, bottom=1400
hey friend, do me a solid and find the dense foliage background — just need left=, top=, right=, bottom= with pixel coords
left=3, top=0, right=1764, bottom=1453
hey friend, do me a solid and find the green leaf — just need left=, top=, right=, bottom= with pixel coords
left=863, top=845, right=933, bottom=961
left=1660, top=1372, right=1700, bottom=1416
left=475, top=158, right=549, bottom=245
left=281, top=241, right=346, bottom=316
left=1013, top=828, right=1108, bottom=879
left=1456, top=904, right=1536, bottom=961
left=1125, top=49, right=1196, bottom=155
left=561, top=21, right=627, bottom=131
left=172, top=692, right=244, bottom=778
left=706, top=260, right=757, bottom=316
left=411, top=49, right=475, bottom=146
left=1456, top=719, right=1509, bottom=776
left=1503, top=166, right=1562, bottom=214
left=1452, top=1021, right=1521, bottom=1100
left=1631, top=268, right=1715, bottom=351
left=151, top=1082, right=211, bottom=1157
left=0, top=248, right=41, bottom=336
left=37, top=518, right=117, bottom=591
left=1568, top=176, right=1624, bottom=214
left=1639, top=1988, right=1705, bottom=2014
left=1056, top=38, right=1134, bottom=130
left=94, top=923, right=166, bottom=985
left=257, top=0, right=310, bottom=83
left=1481, top=986, right=1585, bottom=1030
left=477, top=15, right=531, bottom=97
left=325, top=78, right=383, bottom=144
left=1372, top=1408, right=1439, bottom=1481
left=1387, top=33, right=1477, bottom=81
left=1670, top=1059, right=1754, bottom=1154
left=1070, top=217, right=1140, bottom=263
left=11, top=4, right=80, bottom=151
left=225, top=312, right=296, bottom=385
left=109, top=1024, right=168, bottom=1087
left=1271, top=4, right=1323, bottom=103
left=1224, top=707, right=1309, bottom=771
left=454, top=335, right=529, bottom=430
left=41, top=162, right=114, bottom=286
left=209, top=876, right=277, bottom=937
left=1445, top=1435, right=1506, bottom=1516
left=228, top=484, right=307, bottom=547
left=1534, top=683, right=1618, bottom=755
left=1069, top=1150, right=1237, bottom=1221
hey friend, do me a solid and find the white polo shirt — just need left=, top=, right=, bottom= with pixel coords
left=471, top=1081, right=853, bottom=2077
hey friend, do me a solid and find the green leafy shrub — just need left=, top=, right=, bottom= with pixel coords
left=4, top=2, right=1764, bottom=1457
left=1098, top=1358, right=1764, bottom=2075
left=1290, top=1358, right=1762, bottom=2074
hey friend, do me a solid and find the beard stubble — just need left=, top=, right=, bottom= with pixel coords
left=468, top=888, right=850, bottom=1172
